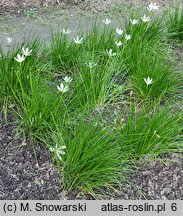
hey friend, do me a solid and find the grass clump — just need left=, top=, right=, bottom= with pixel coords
left=50, top=31, right=79, bottom=71
left=0, top=39, right=42, bottom=101
left=118, top=99, right=183, bottom=158
left=47, top=119, right=129, bottom=193
left=166, top=3, right=183, bottom=40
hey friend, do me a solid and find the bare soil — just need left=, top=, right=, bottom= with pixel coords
left=0, top=111, right=65, bottom=200
left=0, top=0, right=181, bottom=16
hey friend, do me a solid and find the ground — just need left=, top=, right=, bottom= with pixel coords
left=0, top=0, right=180, bottom=16
left=0, top=0, right=183, bottom=200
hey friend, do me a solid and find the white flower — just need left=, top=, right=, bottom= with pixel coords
left=115, top=41, right=123, bottom=47
left=130, top=19, right=139, bottom=25
left=22, top=47, right=32, bottom=56
left=6, top=37, right=12, bottom=45
left=57, top=83, right=69, bottom=93
left=106, top=49, right=116, bottom=57
left=14, top=54, right=25, bottom=63
left=141, top=15, right=151, bottom=22
left=64, top=76, right=72, bottom=83
left=86, top=62, right=97, bottom=69
left=62, top=29, right=71, bottom=34
left=116, top=28, right=123, bottom=35
left=103, top=18, right=111, bottom=25
left=125, top=34, right=131, bottom=40
left=147, top=2, right=159, bottom=12
left=73, top=36, right=83, bottom=44
left=144, top=77, right=154, bottom=85
left=50, top=144, right=66, bottom=161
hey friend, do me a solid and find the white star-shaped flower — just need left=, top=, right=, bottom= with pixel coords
left=116, top=28, right=123, bottom=35
left=144, top=77, right=154, bottom=85
left=106, top=49, right=116, bottom=57
left=86, top=62, right=97, bottom=69
left=103, top=18, right=111, bottom=25
left=50, top=144, right=66, bottom=161
left=57, top=83, right=69, bottom=93
left=147, top=2, right=159, bottom=11
left=64, top=76, right=72, bottom=83
left=130, top=19, right=139, bottom=25
left=22, top=47, right=32, bottom=56
left=62, top=29, right=71, bottom=34
left=73, top=36, right=83, bottom=44
left=14, top=54, right=25, bottom=63
left=141, top=15, right=151, bottom=22
left=115, top=41, right=123, bottom=47
left=125, top=34, right=131, bottom=40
